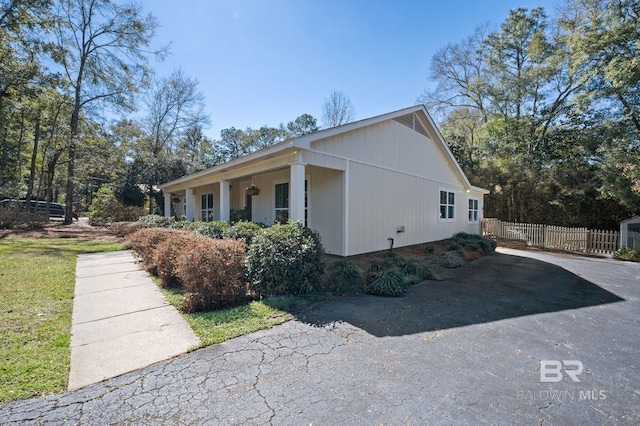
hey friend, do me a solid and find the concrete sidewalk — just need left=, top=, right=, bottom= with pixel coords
left=68, top=251, right=200, bottom=391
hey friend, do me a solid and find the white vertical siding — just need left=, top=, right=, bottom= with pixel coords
left=230, top=179, right=252, bottom=212
left=249, top=169, right=289, bottom=225
left=347, top=162, right=469, bottom=255
left=307, top=166, right=344, bottom=255
left=312, top=120, right=456, bottom=182
left=323, top=120, right=483, bottom=255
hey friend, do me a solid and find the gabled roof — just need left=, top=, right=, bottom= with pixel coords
left=620, top=215, right=640, bottom=225
left=160, top=104, right=488, bottom=194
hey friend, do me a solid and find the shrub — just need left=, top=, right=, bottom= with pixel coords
left=175, top=237, right=248, bottom=312
left=167, top=220, right=193, bottom=231
left=223, top=221, right=266, bottom=245
left=126, top=227, right=178, bottom=273
left=421, top=260, right=445, bottom=281
left=451, top=232, right=496, bottom=253
left=139, top=214, right=176, bottom=228
left=383, top=252, right=406, bottom=265
left=436, top=251, right=465, bottom=269
left=367, top=259, right=394, bottom=274
left=398, top=257, right=446, bottom=282
left=230, top=208, right=251, bottom=222
left=400, top=258, right=423, bottom=276
left=0, top=205, right=47, bottom=229
left=366, top=268, right=409, bottom=296
left=154, top=232, right=193, bottom=288
left=447, top=242, right=462, bottom=251
left=110, top=221, right=147, bottom=237
left=614, top=247, right=640, bottom=262
left=187, top=221, right=230, bottom=239
left=403, top=274, right=422, bottom=286
left=246, top=221, right=325, bottom=295
left=89, top=186, right=146, bottom=225
left=327, top=260, right=362, bottom=293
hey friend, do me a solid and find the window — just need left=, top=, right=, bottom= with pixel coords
left=468, top=198, right=479, bottom=222
left=201, top=193, right=214, bottom=222
left=440, top=190, right=455, bottom=220
left=274, top=180, right=309, bottom=225
left=275, top=182, right=289, bottom=223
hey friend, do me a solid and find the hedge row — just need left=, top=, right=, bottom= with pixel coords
left=126, top=221, right=325, bottom=311
left=138, top=214, right=266, bottom=244
left=127, top=228, right=248, bottom=312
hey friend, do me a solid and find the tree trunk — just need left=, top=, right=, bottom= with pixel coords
left=616, top=93, right=640, bottom=134
left=25, top=113, right=41, bottom=206
left=65, top=92, right=81, bottom=224
left=45, top=149, right=62, bottom=203
left=148, top=185, right=154, bottom=215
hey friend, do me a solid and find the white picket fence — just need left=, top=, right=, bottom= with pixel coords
left=481, top=218, right=619, bottom=255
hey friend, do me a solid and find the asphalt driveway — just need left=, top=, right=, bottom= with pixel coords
left=1, top=249, right=639, bottom=425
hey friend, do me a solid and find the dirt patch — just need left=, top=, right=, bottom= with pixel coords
left=328, top=241, right=448, bottom=272
left=495, top=237, right=528, bottom=250
left=0, top=219, right=121, bottom=242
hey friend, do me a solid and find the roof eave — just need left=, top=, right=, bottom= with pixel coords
left=159, top=139, right=295, bottom=189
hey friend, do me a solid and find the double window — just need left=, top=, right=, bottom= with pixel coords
left=468, top=199, right=479, bottom=222
left=440, top=190, right=455, bottom=220
left=201, top=193, right=214, bottom=222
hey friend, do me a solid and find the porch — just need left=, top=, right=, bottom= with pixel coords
left=160, top=150, right=347, bottom=255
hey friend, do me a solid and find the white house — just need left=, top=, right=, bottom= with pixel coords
left=159, top=105, right=489, bottom=256
left=620, top=216, right=640, bottom=249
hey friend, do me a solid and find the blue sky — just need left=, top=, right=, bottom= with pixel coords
left=140, top=0, right=561, bottom=140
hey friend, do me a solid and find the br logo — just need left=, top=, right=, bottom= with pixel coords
left=540, top=360, right=584, bottom=383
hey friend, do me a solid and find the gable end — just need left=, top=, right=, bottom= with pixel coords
left=393, top=113, right=428, bottom=138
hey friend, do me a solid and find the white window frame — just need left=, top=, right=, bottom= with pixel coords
left=200, top=193, right=214, bottom=222
left=468, top=198, right=479, bottom=223
left=274, top=178, right=309, bottom=226
left=439, top=189, right=455, bottom=221
left=274, top=181, right=289, bottom=223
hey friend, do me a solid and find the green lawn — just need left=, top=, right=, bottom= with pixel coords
left=0, top=238, right=123, bottom=403
left=161, top=287, right=320, bottom=349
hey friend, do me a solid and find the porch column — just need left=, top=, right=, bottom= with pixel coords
left=163, top=191, right=171, bottom=217
left=185, top=187, right=195, bottom=221
left=290, top=162, right=306, bottom=223
left=219, top=180, right=230, bottom=222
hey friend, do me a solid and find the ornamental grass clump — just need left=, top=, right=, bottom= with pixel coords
left=246, top=221, right=325, bottom=296
left=421, top=260, right=446, bottom=281
left=328, top=259, right=362, bottom=293
left=436, top=251, right=465, bottom=269
left=366, top=267, right=409, bottom=296
left=451, top=232, right=496, bottom=254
